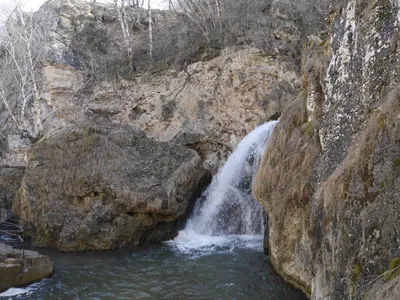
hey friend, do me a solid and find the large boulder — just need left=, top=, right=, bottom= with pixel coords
left=12, top=123, right=209, bottom=251
left=0, top=243, right=53, bottom=292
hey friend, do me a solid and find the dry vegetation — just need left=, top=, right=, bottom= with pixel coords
left=251, top=35, right=332, bottom=295
left=70, top=0, right=330, bottom=80
left=253, top=34, right=331, bottom=230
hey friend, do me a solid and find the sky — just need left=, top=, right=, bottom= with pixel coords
left=0, top=0, right=169, bottom=28
left=0, top=0, right=168, bottom=16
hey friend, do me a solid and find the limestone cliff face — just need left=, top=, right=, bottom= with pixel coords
left=40, top=48, right=299, bottom=174
left=253, top=0, right=400, bottom=298
left=1, top=0, right=300, bottom=174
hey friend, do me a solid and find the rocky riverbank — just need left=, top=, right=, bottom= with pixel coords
left=0, top=243, right=53, bottom=292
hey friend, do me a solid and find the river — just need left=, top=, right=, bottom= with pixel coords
left=2, top=239, right=305, bottom=300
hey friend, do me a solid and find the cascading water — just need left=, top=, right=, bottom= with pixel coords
left=2, top=119, right=305, bottom=300
left=169, top=120, right=278, bottom=253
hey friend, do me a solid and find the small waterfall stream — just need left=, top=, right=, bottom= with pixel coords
left=170, top=121, right=278, bottom=252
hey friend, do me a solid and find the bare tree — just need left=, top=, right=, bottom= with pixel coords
left=0, top=4, right=45, bottom=140
left=148, top=0, right=153, bottom=62
left=175, top=0, right=221, bottom=44
left=114, top=0, right=133, bottom=62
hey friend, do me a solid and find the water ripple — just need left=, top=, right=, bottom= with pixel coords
left=1, top=243, right=306, bottom=300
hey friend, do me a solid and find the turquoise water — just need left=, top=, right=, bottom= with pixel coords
left=2, top=241, right=306, bottom=300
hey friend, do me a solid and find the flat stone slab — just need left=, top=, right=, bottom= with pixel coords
left=0, top=243, right=53, bottom=292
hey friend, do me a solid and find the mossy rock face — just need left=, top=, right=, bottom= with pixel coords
left=12, top=122, right=210, bottom=251
left=384, top=258, right=400, bottom=281
left=394, top=157, right=400, bottom=167
left=353, top=263, right=361, bottom=281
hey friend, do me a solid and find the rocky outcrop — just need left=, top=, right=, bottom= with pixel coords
left=0, top=168, right=25, bottom=220
left=40, top=47, right=299, bottom=174
left=36, top=0, right=177, bottom=69
left=0, top=243, right=53, bottom=292
left=12, top=122, right=209, bottom=251
left=1, top=0, right=301, bottom=174
left=253, top=0, right=400, bottom=299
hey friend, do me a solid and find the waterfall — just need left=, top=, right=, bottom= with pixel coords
left=169, top=121, right=278, bottom=252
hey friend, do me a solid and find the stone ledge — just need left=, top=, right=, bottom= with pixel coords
left=0, top=243, right=53, bottom=292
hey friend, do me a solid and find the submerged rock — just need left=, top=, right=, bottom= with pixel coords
left=12, top=122, right=209, bottom=251
left=0, top=243, right=53, bottom=292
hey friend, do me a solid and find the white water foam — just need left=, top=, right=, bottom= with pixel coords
left=168, top=121, right=278, bottom=254
left=168, top=228, right=264, bottom=256
left=0, top=287, right=32, bottom=298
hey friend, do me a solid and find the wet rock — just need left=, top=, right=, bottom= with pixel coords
left=0, top=167, right=25, bottom=219
left=0, top=243, right=53, bottom=292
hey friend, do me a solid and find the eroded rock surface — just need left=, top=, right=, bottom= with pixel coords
left=39, top=47, right=299, bottom=174
left=13, top=122, right=209, bottom=251
left=253, top=0, right=400, bottom=298
left=0, top=168, right=25, bottom=220
left=1, top=0, right=301, bottom=175
left=0, top=243, right=53, bottom=292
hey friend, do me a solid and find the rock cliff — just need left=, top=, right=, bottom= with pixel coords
left=40, top=48, right=299, bottom=173
left=253, top=0, right=400, bottom=298
left=3, top=0, right=399, bottom=297
left=0, top=0, right=300, bottom=174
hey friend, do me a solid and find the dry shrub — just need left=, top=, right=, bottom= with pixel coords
left=273, top=0, right=330, bottom=36
left=253, top=33, right=331, bottom=230
left=253, top=95, right=320, bottom=227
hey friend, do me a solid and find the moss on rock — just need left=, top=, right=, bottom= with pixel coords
left=384, top=258, right=400, bottom=281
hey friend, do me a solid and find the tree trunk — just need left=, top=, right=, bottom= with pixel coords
left=114, top=0, right=133, bottom=62
left=148, top=0, right=153, bottom=63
